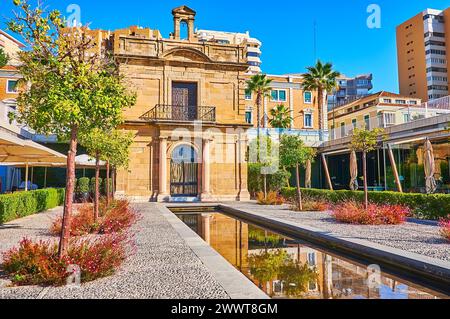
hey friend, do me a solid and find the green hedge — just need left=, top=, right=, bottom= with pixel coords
left=0, top=188, right=66, bottom=224
left=281, top=187, right=450, bottom=220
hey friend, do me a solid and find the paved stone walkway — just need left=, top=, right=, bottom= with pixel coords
left=0, top=204, right=231, bottom=299
left=226, top=203, right=450, bottom=262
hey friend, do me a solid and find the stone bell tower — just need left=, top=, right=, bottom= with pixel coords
left=172, top=5, right=196, bottom=41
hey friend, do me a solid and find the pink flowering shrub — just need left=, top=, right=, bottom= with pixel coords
left=439, top=217, right=450, bottom=242
left=50, top=200, right=139, bottom=236
left=99, top=200, right=139, bottom=234
left=1, top=233, right=129, bottom=286
left=332, top=201, right=410, bottom=225
left=50, top=204, right=98, bottom=236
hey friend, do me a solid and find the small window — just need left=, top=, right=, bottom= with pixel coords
left=403, top=113, right=411, bottom=123
left=304, top=113, right=313, bottom=128
left=340, top=123, right=346, bottom=137
left=395, top=99, right=406, bottom=104
left=307, top=253, right=316, bottom=266
left=383, top=99, right=392, bottom=103
left=364, top=115, right=370, bottom=130
left=7, top=80, right=18, bottom=94
left=304, top=91, right=312, bottom=104
left=245, top=111, right=253, bottom=124
left=271, top=89, right=287, bottom=102
left=245, top=91, right=252, bottom=100
left=309, top=281, right=318, bottom=291
left=352, top=119, right=357, bottom=128
left=383, top=113, right=396, bottom=126
left=409, top=100, right=417, bottom=105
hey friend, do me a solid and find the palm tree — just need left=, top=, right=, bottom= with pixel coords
left=269, top=104, right=293, bottom=189
left=269, top=104, right=293, bottom=132
left=246, top=75, right=273, bottom=199
left=302, top=61, right=340, bottom=135
left=245, top=74, right=273, bottom=139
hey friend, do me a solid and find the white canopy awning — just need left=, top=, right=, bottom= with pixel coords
left=75, top=154, right=106, bottom=168
left=0, top=129, right=67, bottom=191
left=0, top=130, right=66, bottom=164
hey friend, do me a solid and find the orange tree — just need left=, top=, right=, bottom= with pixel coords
left=79, top=129, right=109, bottom=222
left=7, top=0, right=136, bottom=257
left=280, top=135, right=316, bottom=211
left=80, top=129, right=134, bottom=219
left=350, top=128, right=385, bottom=209
left=102, top=130, right=134, bottom=204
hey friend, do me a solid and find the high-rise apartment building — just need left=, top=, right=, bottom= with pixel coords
left=397, top=8, right=450, bottom=102
left=196, top=29, right=262, bottom=74
left=327, top=74, right=373, bottom=110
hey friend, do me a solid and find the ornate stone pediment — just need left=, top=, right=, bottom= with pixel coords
left=162, top=47, right=211, bottom=63
left=172, top=5, right=196, bottom=15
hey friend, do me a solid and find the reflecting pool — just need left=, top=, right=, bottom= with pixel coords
left=175, top=211, right=448, bottom=300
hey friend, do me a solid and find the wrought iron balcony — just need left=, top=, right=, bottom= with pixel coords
left=140, top=105, right=216, bottom=123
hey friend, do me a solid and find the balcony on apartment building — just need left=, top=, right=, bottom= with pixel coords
left=140, top=104, right=216, bottom=123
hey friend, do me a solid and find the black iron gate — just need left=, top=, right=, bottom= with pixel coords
left=170, top=161, right=199, bottom=197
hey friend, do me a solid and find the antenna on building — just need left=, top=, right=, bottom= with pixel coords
left=313, top=20, right=317, bottom=62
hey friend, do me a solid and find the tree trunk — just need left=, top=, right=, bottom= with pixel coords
left=256, top=93, right=261, bottom=140
left=284, top=167, right=291, bottom=188
left=58, top=126, right=78, bottom=258
left=318, top=88, right=323, bottom=131
left=112, top=167, right=116, bottom=200
left=106, top=161, right=111, bottom=206
left=296, top=164, right=303, bottom=211
left=94, top=152, right=100, bottom=222
left=263, top=174, right=267, bottom=200
left=256, top=92, right=261, bottom=164
left=363, top=151, right=368, bottom=209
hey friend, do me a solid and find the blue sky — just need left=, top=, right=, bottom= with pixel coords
left=2, top=0, right=450, bottom=92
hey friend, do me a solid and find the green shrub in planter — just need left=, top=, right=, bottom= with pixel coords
left=103, top=178, right=113, bottom=196
left=248, top=163, right=291, bottom=196
left=90, top=177, right=103, bottom=194
left=77, top=178, right=90, bottom=194
left=0, top=189, right=66, bottom=224
left=281, top=187, right=450, bottom=220
left=76, top=177, right=90, bottom=202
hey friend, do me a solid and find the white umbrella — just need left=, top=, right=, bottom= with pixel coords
left=75, top=154, right=106, bottom=167
left=350, top=151, right=359, bottom=191
left=424, top=139, right=437, bottom=194
left=305, top=159, right=312, bottom=189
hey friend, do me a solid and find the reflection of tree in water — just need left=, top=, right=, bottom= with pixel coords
left=249, top=249, right=318, bottom=298
left=279, top=261, right=318, bottom=298
left=248, top=226, right=284, bottom=247
left=249, top=250, right=288, bottom=284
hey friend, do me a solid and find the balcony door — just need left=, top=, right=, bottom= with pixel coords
left=172, top=82, right=198, bottom=121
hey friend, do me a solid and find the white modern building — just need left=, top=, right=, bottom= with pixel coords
left=196, top=29, right=262, bottom=73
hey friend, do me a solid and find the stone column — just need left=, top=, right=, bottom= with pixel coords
left=173, top=18, right=180, bottom=40
left=159, top=137, right=169, bottom=201
left=237, top=135, right=251, bottom=201
left=201, top=138, right=212, bottom=201
left=200, top=214, right=211, bottom=244
left=188, top=19, right=195, bottom=41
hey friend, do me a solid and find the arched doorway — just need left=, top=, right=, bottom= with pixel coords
left=170, top=144, right=199, bottom=197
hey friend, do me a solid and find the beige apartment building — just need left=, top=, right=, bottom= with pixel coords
left=397, top=8, right=450, bottom=102
left=327, top=91, right=444, bottom=139
left=0, top=30, right=23, bottom=104
left=244, top=74, right=320, bottom=131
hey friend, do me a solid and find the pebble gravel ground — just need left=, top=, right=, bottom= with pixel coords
left=0, top=204, right=229, bottom=299
left=227, top=203, right=450, bottom=262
